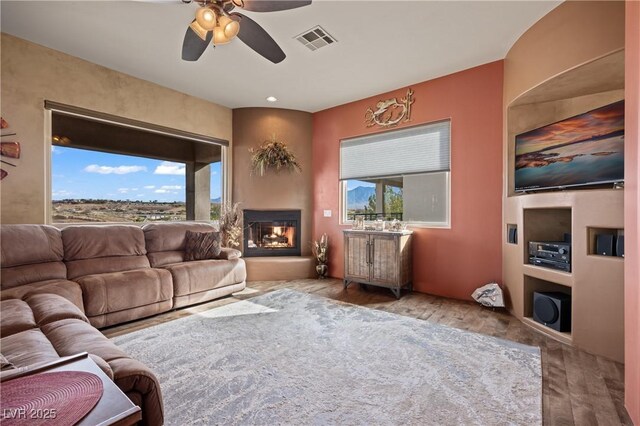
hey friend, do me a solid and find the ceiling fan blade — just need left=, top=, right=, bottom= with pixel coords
left=238, top=0, right=311, bottom=13
left=234, top=13, right=285, bottom=64
left=181, top=23, right=213, bottom=61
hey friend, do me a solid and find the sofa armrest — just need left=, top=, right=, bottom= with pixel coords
left=218, top=248, right=242, bottom=260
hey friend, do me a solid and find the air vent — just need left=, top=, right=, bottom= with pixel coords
left=295, top=26, right=337, bottom=51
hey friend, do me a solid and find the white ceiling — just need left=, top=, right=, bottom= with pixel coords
left=1, top=1, right=560, bottom=112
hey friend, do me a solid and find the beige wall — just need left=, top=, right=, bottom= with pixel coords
left=232, top=108, right=313, bottom=256
left=0, top=34, right=232, bottom=224
left=502, top=1, right=625, bottom=361
left=504, top=1, right=625, bottom=105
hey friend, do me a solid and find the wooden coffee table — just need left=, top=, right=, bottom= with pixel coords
left=0, top=352, right=141, bottom=426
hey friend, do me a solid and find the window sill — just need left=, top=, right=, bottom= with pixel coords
left=339, top=220, right=450, bottom=230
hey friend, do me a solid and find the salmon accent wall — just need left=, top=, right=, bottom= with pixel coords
left=312, top=61, right=504, bottom=300
left=625, top=0, right=640, bottom=423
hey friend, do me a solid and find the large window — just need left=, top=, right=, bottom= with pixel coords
left=48, top=103, right=227, bottom=224
left=341, top=121, right=450, bottom=227
left=52, top=147, right=223, bottom=223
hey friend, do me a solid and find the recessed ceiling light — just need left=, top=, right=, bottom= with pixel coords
left=266, top=96, right=278, bottom=102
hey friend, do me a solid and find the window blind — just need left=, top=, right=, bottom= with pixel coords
left=340, top=120, right=450, bottom=180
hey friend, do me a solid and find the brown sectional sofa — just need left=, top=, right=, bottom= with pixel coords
left=0, top=222, right=247, bottom=425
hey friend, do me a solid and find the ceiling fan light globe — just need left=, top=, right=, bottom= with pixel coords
left=195, top=6, right=217, bottom=31
left=213, top=26, right=231, bottom=45
left=223, top=19, right=240, bottom=39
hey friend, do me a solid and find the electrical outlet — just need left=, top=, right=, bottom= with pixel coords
left=323, top=210, right=332, bottom=217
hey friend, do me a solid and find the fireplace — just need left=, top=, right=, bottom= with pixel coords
left=243, top=210, right=301, bottom=257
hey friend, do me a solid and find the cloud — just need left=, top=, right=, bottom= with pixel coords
left=154, top=189, right=170, bottom=194
left=117, top=187, right=139, bottom=193
left=51, top=146, right=62, bottom=154
left=143, top=185, right=156, bottom=189
left=84, top=164, right=147, bottom=175
left=52, top=190, right=73, bottom=197
left=160, top=185, right=182, bottom=190
left=154, top=161, right=185, bottom=176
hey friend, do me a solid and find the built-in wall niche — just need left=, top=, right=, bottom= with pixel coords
left=506, top=50, right=624, bottom=198
left=522, top=275, right=572, bottom=343
left=587, top=227, right=624, bottom=258
left=523, top=208, right=571, bottom=264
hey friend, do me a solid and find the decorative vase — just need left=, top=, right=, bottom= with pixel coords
left=316, top=264, right=328, bottom=279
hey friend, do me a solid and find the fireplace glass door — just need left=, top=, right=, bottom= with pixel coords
left=243, top=210, right=301, bottom=257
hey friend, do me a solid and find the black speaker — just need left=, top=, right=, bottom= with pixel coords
left=533, top=291, right=571, bottom=332
left=615, top=235, right=624, bottom=257
left=596, top=234, right=614, bottom=256
left=508, top=227, right=517, bottom=244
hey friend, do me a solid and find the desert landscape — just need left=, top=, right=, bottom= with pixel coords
left=52, top=199, right=221, bottom=223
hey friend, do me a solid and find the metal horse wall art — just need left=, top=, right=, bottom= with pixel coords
left=364, top=88, right=414, bottom=128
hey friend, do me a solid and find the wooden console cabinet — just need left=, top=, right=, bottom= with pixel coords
left=343, top=230, right=413, bottom=298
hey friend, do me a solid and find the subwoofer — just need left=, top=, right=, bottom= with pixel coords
left=532, top=291, right=571, bottom=332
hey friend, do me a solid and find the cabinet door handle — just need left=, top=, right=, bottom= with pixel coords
left=370, top=240, right=375, bottom=264
left=366, top=241, right=370, bottom=264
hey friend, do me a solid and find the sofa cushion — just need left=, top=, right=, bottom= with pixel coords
left=143, top=222, right=217, bottom=253
left=0, top=329, right=60, bottom=368
left=0, top=299, right=36, bottom=337
left=66, top=256, right=151, bottom=280
left=62, top=225, right=146, bottom=261
left=76, top=269, right=173, bottom=317
left=25, top=293, right=88, bottom=327
left=0, top=225, right=64, bottom=267
left=1, top=262, right=68, bottom=290
left=1, top=225, right=67, bottom=290
left=42, top=318, right=130, bottom=362
left=164, top=258, right=246, bottom=297
left=184, top=230, right=222, bottom=261
left=147, top=250, right=184, bottom=268
left=0, top=279, right=84, bottom=311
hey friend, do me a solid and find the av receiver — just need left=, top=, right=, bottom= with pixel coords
left=528, top=256, right=571, bottom=272
left=528, top=241, right=571, bottom=263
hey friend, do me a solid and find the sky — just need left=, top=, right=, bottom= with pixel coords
left=52, top=146, right=221, bottom=202
left=346, top=179, right=375, bottom=190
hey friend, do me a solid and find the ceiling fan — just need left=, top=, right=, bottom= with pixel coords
left=180, top=0, right=312, bottom=64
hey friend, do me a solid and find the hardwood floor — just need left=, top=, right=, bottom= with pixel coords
left=103, top=279, right=632, bottom=426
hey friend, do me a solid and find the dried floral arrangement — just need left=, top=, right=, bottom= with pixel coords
left=312, top=233, right=329, bottom=265
left=219, top=202, right=243, bottom=248
left=249, top=134, right=301, bottom=176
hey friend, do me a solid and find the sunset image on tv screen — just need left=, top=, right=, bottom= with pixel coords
left=514, top=100, right=624, bottom=191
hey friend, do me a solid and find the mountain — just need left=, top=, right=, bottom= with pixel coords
left=211, top=197, right=221, bottom=203
left=347, top=186, right=375, bottom=210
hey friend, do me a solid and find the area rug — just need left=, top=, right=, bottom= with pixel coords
left=113, top=289, right=541, bottom=425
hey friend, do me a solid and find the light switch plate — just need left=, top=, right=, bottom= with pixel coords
left=323, top=210, right=332, bottom=217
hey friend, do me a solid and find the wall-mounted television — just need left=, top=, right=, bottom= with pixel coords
left=514, top=100, right=624, bottom=193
